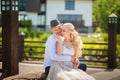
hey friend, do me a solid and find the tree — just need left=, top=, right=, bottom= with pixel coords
left=93, top=0, right=120, bottom=33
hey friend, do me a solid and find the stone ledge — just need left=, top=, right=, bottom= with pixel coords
left=3, top=70, right=44, bottom=80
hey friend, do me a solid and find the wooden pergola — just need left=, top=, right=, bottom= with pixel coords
left=1, top=0, right=19, bottom=79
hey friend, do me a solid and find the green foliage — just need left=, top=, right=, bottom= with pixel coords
left=0, top=27, right=1, bottom=46
left=39, top=32, right=51, bottom=41
left=0, top=27, right=2, bottom=39
left=19, top=20, right=32, bottom=31
left=23, top=31, right=51, bottom=58
left=19, top=27, right=51, bottom=40
left=117, top=35, right=120, bottom=56
left=94, top=27, right=103, bottom=33
left=19, top=20, right=34, bottom=38
left=81, top=34, right=108, bottom=56
left=100, top=33, right=108, bottom=42
left=36, top=31, right=45, bottom=38
left=117, top=18, right=120, bottom=34
left=93, top=0, right=120, bottom=33
left=19, top=28, right=28, bottom=37
left=24, top=40, right=45, bottom=58
left=81, top=37, right=100, bottom=42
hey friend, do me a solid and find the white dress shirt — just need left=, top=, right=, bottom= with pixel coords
left=44, top=34, right=71, bottom=68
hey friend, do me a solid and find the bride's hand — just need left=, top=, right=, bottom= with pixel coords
left=73, top=58, right=80, bottom=69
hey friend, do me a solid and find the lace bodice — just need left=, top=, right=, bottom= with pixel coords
left=62, top=44, right=74, bottom=56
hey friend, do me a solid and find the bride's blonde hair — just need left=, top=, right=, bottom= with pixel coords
left=63, top=23, right=83, bottom=57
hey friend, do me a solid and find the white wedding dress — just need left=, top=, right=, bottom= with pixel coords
left=47, top=44, right=96, bottom=80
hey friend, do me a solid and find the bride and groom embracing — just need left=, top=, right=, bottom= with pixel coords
left=43, top=19, right=96, bottom=80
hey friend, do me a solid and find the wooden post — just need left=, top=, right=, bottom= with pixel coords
left=108, top=13, right=117, bottom=69
left=19, top=32, right=25, bottom=62
left=1, top=0, right=19, bottom=77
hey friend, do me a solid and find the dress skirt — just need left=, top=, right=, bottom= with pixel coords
left=47, top=61, right=96, bottom=80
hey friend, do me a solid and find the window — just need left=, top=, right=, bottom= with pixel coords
left=65, top=0, right=75, bottom=10
left=40, top=3, right=45, bottom=12
left=58, top=14, right=84, bottom=28
left=38, top=15, right=45, bottom=25
left=58, top=14, right=82, bottom=22
left=37, top=14, right=46, bottom=30
left=19, top=14, right=28, bottom=21
left=40, top=0, right=46, bottom=12
left=19, top=0, right=26, bottom=11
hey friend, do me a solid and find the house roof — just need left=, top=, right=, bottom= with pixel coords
left=25, top=0, right=40, bottom=12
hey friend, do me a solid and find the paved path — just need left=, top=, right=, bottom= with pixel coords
left=20, top=62, right=120, bottom=80
left=2, top=62, right=120, bottom=80
left=88, top=68, right=120, bottom=80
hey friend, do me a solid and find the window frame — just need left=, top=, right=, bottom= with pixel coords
left=65, top=0, right=75, bottom=10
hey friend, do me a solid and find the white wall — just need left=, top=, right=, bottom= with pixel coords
left=27, top=12, right=38, bottom=26
left=19, top=12, right=38, bottom=26
left=27, top=12, right=39, bottom=31
left=46, top=0, right=93, bottom=30
left=19, top=12, right=38, bottom=31
left=46, top=0, right=65, bottom=28
left=76, top=0, right=93, bottom=27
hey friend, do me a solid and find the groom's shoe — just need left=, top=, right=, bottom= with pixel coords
left=78, top=62, right=87, bottom=71
left=38, top=72, right=47, bottom=80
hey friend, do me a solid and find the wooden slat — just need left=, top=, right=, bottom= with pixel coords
left=83, top=42, right=108, bottom=45
left=79, top=59, right=108, bottom=63
left=24, top=57, right=44, bottom=59
left=82, top=54, right=107, bottom=57
left=83, top=48, right=108, bottom=51
left=24, top=40, right=45, bottom=43
left=24, top=46, right=45, bottom=48
left=24, top=51, right=44, bottom=54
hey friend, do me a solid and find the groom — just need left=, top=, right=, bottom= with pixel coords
left=43, top=19, right=87, bottom=78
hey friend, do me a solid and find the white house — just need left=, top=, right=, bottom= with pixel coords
left=46, top=0, right=93, bottom=32
left=0, top=0, right=94, bottom=33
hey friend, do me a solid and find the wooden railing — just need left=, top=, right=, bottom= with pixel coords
left=80, top=42, right=108, bottom=64
left=23, top=40, right=109, bottom=66
left=23, top=40, right=45, bottom=60
left=24, top=41, right=107, bottom=56
left=22, top=40, right=120, bottom=68
left=0, top=39, right=120, bottom=67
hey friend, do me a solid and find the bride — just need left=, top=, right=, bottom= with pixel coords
left=47, top=23, right=96, bottom=80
